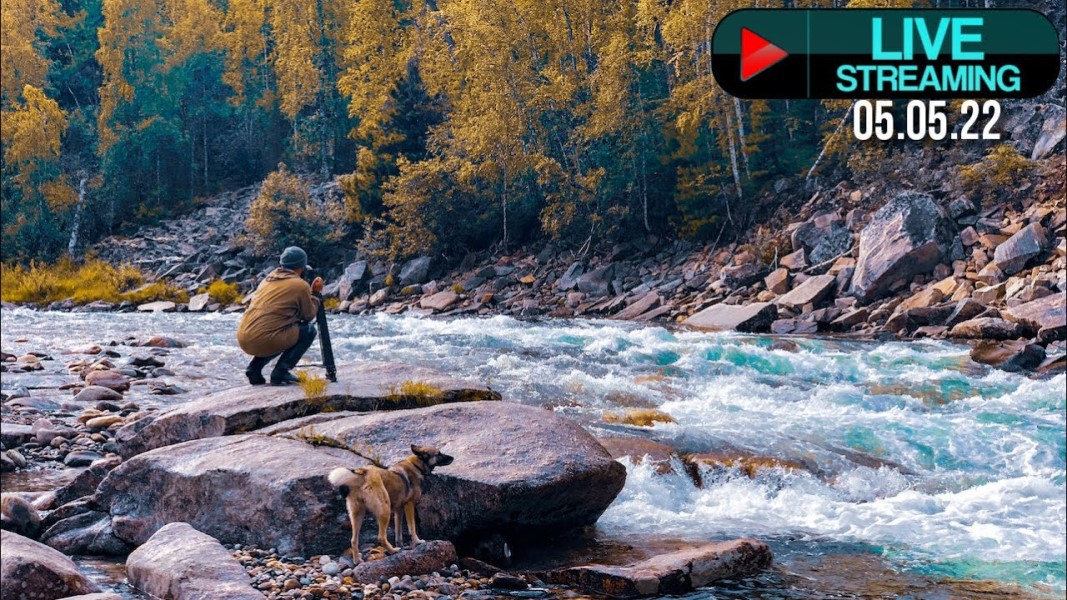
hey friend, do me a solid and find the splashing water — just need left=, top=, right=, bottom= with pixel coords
left=1, top=309, right=1064, bottom=594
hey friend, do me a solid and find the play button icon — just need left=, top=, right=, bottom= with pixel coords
left=740, top=28, right=789, bottom=81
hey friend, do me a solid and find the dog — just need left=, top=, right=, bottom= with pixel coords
left=328, top=444, right=453, bottom=561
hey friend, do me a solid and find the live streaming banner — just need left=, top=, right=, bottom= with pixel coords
left=712, top=9, right=1061, bottom=99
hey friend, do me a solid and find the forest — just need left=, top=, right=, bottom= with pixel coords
left=2, top=0, right=920, bottom=263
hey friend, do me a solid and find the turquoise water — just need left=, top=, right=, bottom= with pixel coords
left=2, top=309, right=1064, bottom=595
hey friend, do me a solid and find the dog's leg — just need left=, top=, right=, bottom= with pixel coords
left=376, top=510, right=399, bottom=554
left=393, top=510, right=404, bottom=548
left=347, top=499, right=365, bottom=563
left=404, top=502, right=424, bottom=546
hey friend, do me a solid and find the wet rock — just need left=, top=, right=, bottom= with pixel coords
left=1, top=494, right=42, bottom=538
left=127, top=522, right=264, bottom=600
left=350, top=541, right=458, bottom=584
left=84, top=371, right=130, bottom=393
left=53, top=457, right=122, bottom=507
left=948, top=317, right=1023, bottom=340
left=399, top=257, right=433, bottom=286
left=136, top=301, right=177, bottom=313
left=129, top=354, right=165, bottom=368
left=850, top=192, right=950, bottom=303
left=770, top=319, right=818, bottom=335
left=0, top=530, right=100, bottom=599
left=59, top=594, right=126, bottom=600
left=116, top=361, right=498, bottom=457
left=1002, top=294, right=1066, bottom=342
left=139, top=336, right=188, bottom=348
left=992, top=223, right=1048, bottom=276
left=40, top=508, right=132, bottom=556
left=99, top=402, right=624, bottom=556
left=420, top=291, right=460, bottom=312
left=1, top=423, right=35, bottom=447
left=338, top=261, right=369, bottom=301
left=597, top=436, right=679, bottom=475
left=684, top=302, right=777, bottom=333
left=545, top=539, right=772, bottom=598
left=970, top=340, right=1046, bottom=372
left=774, top=274, right=836, bottom=309
left=64, top=451, right=103, bottom=468
left=73, top=386, right=124, bottom=403
left=85, top=415, right=123, bottom=429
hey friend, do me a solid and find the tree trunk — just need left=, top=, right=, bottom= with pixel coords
left=67, top=176, right=88, bottom=257
left=733, top=97, right=751, bottom=178
left=806, top=102, right=853, bottom=183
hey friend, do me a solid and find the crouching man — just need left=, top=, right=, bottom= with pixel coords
left=237, top=246, right=323, bottom=385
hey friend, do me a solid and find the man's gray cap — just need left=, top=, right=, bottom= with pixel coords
left=280, top=246, right=308, bottom=270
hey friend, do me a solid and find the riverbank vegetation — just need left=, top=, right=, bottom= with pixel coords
left=0, top=259, right=185, bottom=305
left=3, top=0, right=911, bottom=265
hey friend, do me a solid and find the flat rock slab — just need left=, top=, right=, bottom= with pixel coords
left=1, top=530, right=100, bottom=600
left=116, top=361, right=500, bottom=457
left=545, top=539, right=772, bottom=598
left=683, top=303, right=777, bottom=333
left=774, top=274, right=836, bottom=309
left=126, top=522, right=264, bottom=600
left=92, top=403, right=624, bottom=557
left=351, top=541, right=457, bottom=583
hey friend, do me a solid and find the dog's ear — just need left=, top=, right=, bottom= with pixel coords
left=410, top=444, right=420, bottom=456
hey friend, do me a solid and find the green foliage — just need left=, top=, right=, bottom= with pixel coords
left=245, top=164, right=347, bottom=263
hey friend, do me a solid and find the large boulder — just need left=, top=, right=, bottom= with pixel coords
left=1002, top=293, right=1066, bottom=342
left=577, top=265, right=615, bottom=297
left=970, top=340, right=1046, bottom=372
left=337, top=261, right=369, bottom=301
left=545, top=539, right=772, bottom=598
left=126, top=523, right=264, bottom=600
left=683, top=303, right=777, bottom=333
left=90, top=403, right=625, bottom=557
left=850, top=193, right=951, bottom=303
left=992, top=223, right=1047, bottom=276
left=399, top=257, right=432, bottom=286
left=115, top=361, right=499, bottom=457
left=1, top=530, right=99, bottom=600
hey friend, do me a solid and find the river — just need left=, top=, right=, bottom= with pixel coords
left=1, top=308, right=1064, bottom=598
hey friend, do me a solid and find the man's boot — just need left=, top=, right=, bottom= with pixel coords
left=246, top=356, right=273, bottom=386
left=270, top=364, right=300, bottom=386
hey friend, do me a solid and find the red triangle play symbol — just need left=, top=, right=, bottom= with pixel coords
left=741, top=28, right=789, bottom=81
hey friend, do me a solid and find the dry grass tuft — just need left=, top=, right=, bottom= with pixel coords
left=296, top=371, right=330, bottom=400
left=603, top=408, right=676, bottom=427
left=0, top=259, right=187, bottom=305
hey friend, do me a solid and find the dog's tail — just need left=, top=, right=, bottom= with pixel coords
left=328, top=467, right=366, bottom=500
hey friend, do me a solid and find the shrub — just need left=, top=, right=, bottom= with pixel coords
left=959, top=144, right=1032, bottom=200
left=121, top=281, right=188, bottom=305
left=385, top=380, right=445, bottom=407
left=207, top=279, right=241, bottom=305
left=245, top=164, right=347, bottom=264
left=322, top=297, right=340, bottom=311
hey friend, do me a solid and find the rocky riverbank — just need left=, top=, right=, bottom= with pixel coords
left=57, top=155, right=1058, bottom=375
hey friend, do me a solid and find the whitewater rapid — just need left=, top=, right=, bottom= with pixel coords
left=2, top=309, right=1064, bottom=593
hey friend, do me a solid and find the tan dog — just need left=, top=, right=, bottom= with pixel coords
left=327, top=445, right=453, bottom=561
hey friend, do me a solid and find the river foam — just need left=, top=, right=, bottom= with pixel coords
left=2, top=309, right=1063, bottom=591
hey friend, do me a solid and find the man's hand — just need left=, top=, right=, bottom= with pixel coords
left=311, top=277, right=324, bottom=293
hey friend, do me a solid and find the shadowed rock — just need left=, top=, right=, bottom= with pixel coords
left=1003, top=294, right=1066, bottom=342
left=126, top=522, right=264, bottom=600
left=115, top=361, right=499, bottom=457
left=992, top=223, right=1047, bottom=275
left=1, top=530, right=99, bottom=600
left=970, top=340, right=1046, bottom=372
left=544, top=539, right=772, bottom=598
